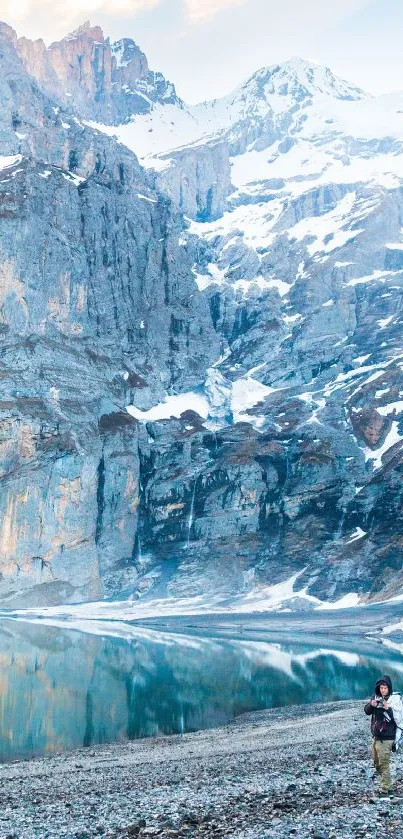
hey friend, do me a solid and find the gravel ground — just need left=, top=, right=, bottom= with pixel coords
left=0, top=700, right=402, bottom=839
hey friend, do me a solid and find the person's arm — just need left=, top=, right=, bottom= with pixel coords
left=364, top=698, right=376, bottom=715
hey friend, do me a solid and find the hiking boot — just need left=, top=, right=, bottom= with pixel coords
left=379, top=790, right=393, bottom=798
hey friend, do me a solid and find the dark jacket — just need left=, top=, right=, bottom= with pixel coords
left=364, top=675, right=396, bottom=741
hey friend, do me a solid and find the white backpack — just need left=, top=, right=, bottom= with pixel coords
left=389, top=693, right=403, bottom=750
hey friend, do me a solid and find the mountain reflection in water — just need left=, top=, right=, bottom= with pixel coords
left=0, top=619, right=401, bottom=761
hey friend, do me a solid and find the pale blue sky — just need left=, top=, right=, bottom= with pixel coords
left=0, top=0, right=402, bottom=102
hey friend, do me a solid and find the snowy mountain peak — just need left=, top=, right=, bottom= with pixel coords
left=240, top=57, right=368, bottom=106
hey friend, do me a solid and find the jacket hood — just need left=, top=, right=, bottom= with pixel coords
left=375, top=675, right=393, bottom=695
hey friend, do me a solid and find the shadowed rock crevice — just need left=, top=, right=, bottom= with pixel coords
left=95, top=454, right=105, bottom=546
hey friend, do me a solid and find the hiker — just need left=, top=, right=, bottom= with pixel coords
left=364, top=674, right=403, bottom=796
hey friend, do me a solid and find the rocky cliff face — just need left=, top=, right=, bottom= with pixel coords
left=0, top=24, right=402, bottom=610
left=154, top=139, right=232, bottom=221
left=16, top=21, right=179, bottom=123
left=0, top=21, right=218, bottom=606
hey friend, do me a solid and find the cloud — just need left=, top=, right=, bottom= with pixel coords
left=183, top=0, right=371, bottom=27
left=0, top=0, right=161, bottom=39
left=0, top=0, right=159, bottom=20
left=79, top=0, right=160, bottom=12
left=0, top=0, right=243, bottom=32
left=184, top=0, right=246, bottom=22
left=0, top=0, right=166, bottom=46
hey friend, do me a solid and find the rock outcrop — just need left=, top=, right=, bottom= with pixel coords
left=154, top=139, right=232, bottom=222
left=16, top=21, right=179, bottom=123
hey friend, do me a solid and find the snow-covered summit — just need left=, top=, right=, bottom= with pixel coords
left=213, top=57, right=368, bottom=122
left=240, top=58, right=367, bottom=101
left=195, top=57, right=369, bottom=138
left=186, top=57, right=370, bottom=155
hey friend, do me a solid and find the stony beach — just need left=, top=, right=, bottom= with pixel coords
left=0, top=699, right=402, bottom=839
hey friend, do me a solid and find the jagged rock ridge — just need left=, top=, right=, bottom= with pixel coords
left=16, top=20, right=179, bottom=123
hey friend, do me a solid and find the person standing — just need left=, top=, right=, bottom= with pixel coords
left=364, top=674, right=402, bottom=796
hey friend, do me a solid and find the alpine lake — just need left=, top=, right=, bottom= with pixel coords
left=0, top=606, right=401, bottom=762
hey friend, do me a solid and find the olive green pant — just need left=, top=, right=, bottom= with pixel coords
left=372, top=739, right=394, bottom=791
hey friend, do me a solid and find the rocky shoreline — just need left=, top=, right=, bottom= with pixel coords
left=0, top=699, right=402, bottom=839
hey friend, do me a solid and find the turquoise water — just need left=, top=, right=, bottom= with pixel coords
left=0, top=619, right=400, bottom=761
